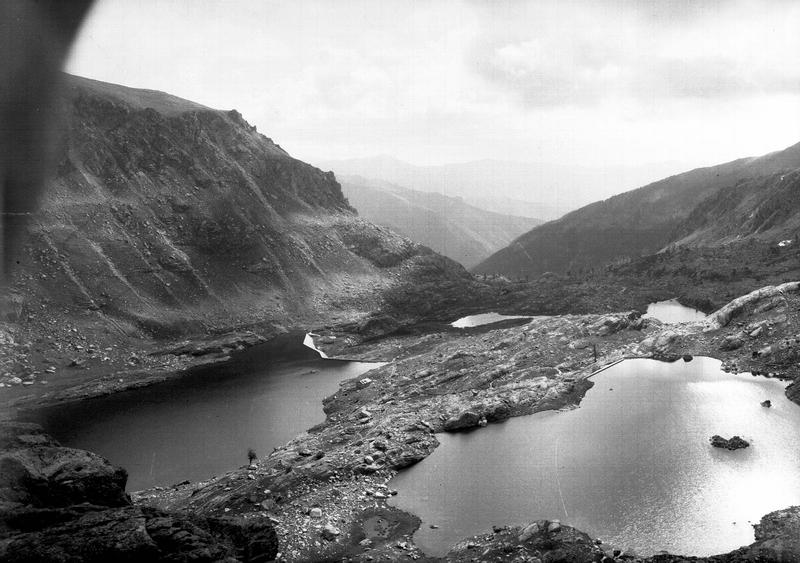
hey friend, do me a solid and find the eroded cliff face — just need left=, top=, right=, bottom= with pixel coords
left=16, top=75, right=398, bottom=335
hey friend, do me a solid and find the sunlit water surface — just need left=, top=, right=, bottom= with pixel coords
left=645, top=299, right=707, bottom=323
left=389, top=357, right=800, bottom=557
left=451, top=312, right=532, bottom=328
left=28, top=335, right=381, bottom=491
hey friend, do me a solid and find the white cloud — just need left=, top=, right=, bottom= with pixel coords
left=469, top=0, right=800, bottom=107
left=66, top=0, right=800, bottom=176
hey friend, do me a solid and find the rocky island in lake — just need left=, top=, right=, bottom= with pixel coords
left=710, top=435, right=751, bottom=450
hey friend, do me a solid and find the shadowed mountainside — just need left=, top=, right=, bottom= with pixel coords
left=0, top=75, right=480, bottom=398
left=340, top=175, right=540, bottom=268
left=7, top=75, right=476, bottom=336
left=318, top=155, right=688, bottom=221
left=475, top=142, right=800, bottom=278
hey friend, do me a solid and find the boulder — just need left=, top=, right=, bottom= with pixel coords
left=0, top=424, right=129, bottom=508
left=518, top=522, right=540, bottom=542
left=590, top=314, right=638, bottom=337
left=321, top=524, right=341, bottom=541
left=761, top=400, right=772, bottom=408
left=443, top=411, right=480, bottom=432
left=638, top=330, right=680, bottom=359
left=0, top=423, right=278, bottom=562
left=720, top=334, right=745, bottom=351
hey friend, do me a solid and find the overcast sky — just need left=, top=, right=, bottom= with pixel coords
left=67, top=0, right=800, bottom=175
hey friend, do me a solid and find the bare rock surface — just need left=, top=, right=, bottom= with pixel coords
left=0, top=421, right=277, bottom=562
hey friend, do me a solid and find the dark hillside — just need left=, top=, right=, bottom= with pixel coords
left=475, top=142, right=800, bottom=278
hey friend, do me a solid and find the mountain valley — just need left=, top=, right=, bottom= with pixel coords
left=339, top=176, right=540, bottom=268
left=2, top=75, right=800, bottom=563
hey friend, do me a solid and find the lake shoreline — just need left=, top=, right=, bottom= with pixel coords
left=136, top=282, right=800, bottom=560
left=5, top=283, right=800, bottom=561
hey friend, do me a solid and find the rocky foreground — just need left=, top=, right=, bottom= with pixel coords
left=0, top=421, right=278, bottom=562
left=129, top=282, right=800, bottom=562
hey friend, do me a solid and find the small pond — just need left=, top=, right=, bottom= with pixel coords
left=26, top=334, right=381, bottom=491
left=389, top=357, right=800, bottom=557
left=451, top=312, right=532, bottom=328
left=644, top=299, right=707, bottom=324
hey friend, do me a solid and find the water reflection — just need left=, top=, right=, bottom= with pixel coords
left=28, top=335, right=381, bottom=491
left=389, top=358, right=800, bottom=557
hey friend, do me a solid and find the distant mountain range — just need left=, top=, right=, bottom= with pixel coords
left=340, top=175, right=541, bottom=268
left=474, top=141, right=800, bottom=278
left=317, top=155, right=689, bottom=221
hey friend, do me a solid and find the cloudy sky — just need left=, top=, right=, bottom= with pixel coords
left=67, top=0, right=800, bottom=177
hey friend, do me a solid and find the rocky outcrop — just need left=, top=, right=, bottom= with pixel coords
left=443, top=410, right=482, bottom=431
left=0, top=422, right=277, bottom=562
left=746, top=506, right=800, bottom=562
left=710, top=435, right=750, bottom=450
left=0, top=422, right=129, bottom=508
left=636, top=329, right=680, bottom=360
left=703, top=281, right=800, bottom=330
left=589, top=311, right=645, bottom=336
left=442, top=508, right=800, bottom=563
left=445, top=519, right=599, bottom=562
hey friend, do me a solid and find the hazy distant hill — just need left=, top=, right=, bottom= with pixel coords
left=340, top=175, right=541, bottom=268
left=475, top=141, right=800, bottom=278
left=317, top=155, right=687, bottom=221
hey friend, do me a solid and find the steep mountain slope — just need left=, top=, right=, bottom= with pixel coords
left=674, top=168, right=800, bottom=245
left=340, top=175, right=540, bottom=268
left=318, top=155, right=687, bottom=220
left=2, top=75, right=475, bottom=368
left=475, top=142, right=800, bottom=278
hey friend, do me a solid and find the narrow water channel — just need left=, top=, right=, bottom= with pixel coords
left=389, top=357, right=800, bottom=557
left=452, top=312, right=532, bottom=328
left=27, top=334, right=381, bottom=491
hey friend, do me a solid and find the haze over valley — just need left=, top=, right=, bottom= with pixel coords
left=338, top=175, right=541, bottom=268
